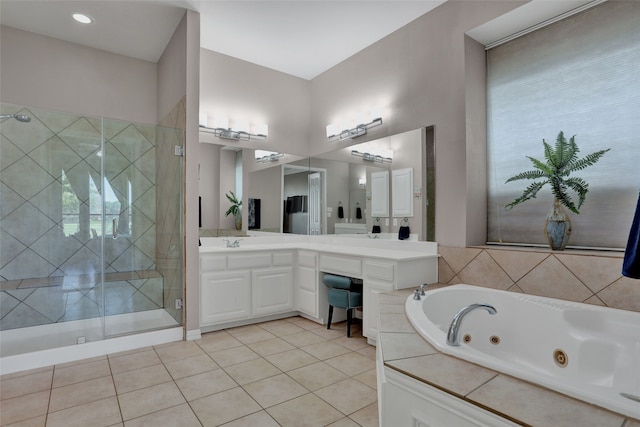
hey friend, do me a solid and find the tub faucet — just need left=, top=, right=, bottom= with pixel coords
left=223, top=239, right=241, bottom=248
left=446, top=303, right=497, bottom=346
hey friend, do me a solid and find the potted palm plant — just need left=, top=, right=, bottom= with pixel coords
left=505, top=131, right=609, bottom=250
left=225, top=191, right=242, bottom=230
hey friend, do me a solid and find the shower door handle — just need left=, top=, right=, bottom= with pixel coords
left=112, top=217, right=118, bottom=239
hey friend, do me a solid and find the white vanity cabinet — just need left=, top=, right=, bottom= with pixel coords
left=199, top=250, right=295, bottom=330
left=296, top=250, right=319, bottom=318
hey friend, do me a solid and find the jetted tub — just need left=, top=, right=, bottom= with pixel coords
left=405, top=284, right=640, bottom=419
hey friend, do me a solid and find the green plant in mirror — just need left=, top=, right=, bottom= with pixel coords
left=224, top=191, right=242, bottom=217
left=505, top=131, right=609, bottom=214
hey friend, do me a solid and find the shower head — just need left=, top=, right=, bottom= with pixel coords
left=0, top=114, right=31, bottom=123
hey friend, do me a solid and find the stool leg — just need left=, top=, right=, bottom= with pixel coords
left=347, top=308, right=352, bottom=337
left=327, top=305, right=334, bottom=330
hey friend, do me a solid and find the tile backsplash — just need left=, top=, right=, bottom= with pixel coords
left=438, top=246, right=639, bottom=312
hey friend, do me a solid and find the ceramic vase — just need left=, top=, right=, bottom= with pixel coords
left=544, top=199, right=571, bottom=250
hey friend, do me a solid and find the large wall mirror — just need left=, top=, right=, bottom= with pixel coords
left=201, top=126, right=435, bottom=240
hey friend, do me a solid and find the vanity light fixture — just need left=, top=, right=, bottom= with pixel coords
left=199, top=114, right=268, bottom=141
left=255, top=150, right=284, bottom=163
left=72, top=13, right=93, bottom=24
left=351, top=150, right=392, bottom=163
left=326, top=116, right=383, bottom=141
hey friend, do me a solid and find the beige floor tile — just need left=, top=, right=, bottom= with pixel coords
left=226, top=324, right=276, bottom=344
left=243, top=373, right=308, bottom=408
left=108, top=346, right=153, bottom=359
left=315, top=378, right=377, bottom=415
left=356, top=345, right=377, bottom=360
left=175, top=369, right=237, bottom=401
left=309, top=326, right=348, bottom=340
left=113, top=364, right=172, bottom=394
left=162, top=354, right=219, bottom=380
left=267, top=393, right=343, bottom=427
left=49, top=376, right=116, bottom=412
left=118, top=382, right=185, bottom=421
left=223, top=358, right=281, bottom=385
left=265, top=348, right=319, bottom=372
left=287, top=362, right=348, bottom=391
left=0, top=390, right=49, bottom=425
left=0, top=370, right=52, bottom=400
left=46, top=396, right=121, bottom=427
left=108, top=350, right=161, bottom=375
left=301, top=341, right=351, bottom=360
left=219, top=410, right=280, bottom=427
left=349, top=402, right=379, bottom=427
left=247, top=337, right=295, bottom=357
left=52, top=359, right=111, bottom=388
left=197, top=331, right=244, bottom=353
left=327, top=418, right=360, bottom=427
left=331, top=335, right=369, bottom=351
left=208, top=345, right=260, bottom=367
left=353, top=368, right=377, bottom=390
left=123, top=403, right=201, bottom=427
left=190, top=387, right=261, bottom=426
left=54, top=355, right=107, bottom=369
left=1, top=414, right=46, bottom=426
left=153, top=341, right=206, bottom=363
left=281, top=331, right=326, bottom=347
left=325, top=352, right=375, bottom=376
left=286, top=316, right=324, bottom=330
left=257, top=320, right=306, bottom=336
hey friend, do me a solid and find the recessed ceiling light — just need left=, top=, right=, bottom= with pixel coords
left=72, top=13, right=93, bottom=24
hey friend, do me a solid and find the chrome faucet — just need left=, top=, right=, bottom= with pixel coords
left=223, top=239, right=241, bottom=248
left=446, top=303, right=497, bottom=346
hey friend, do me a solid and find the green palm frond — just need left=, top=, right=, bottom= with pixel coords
left=224, top=191, right=242, bottom=217
left=505, top=131, right=609, bottom=214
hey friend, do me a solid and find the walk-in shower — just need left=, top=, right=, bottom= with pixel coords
left=0, top=103, right=184, bottom=371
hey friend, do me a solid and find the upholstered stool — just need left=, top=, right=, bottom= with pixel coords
left=322, top=274, right=362, bottom=337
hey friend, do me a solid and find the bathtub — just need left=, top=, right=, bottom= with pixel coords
left=405, top=284, right=640, bottom=419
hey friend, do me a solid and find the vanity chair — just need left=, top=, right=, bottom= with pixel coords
left=322, top=274, right=363, bottom=337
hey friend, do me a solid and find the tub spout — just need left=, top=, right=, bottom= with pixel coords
left=446, top=303, right=497, bottom=346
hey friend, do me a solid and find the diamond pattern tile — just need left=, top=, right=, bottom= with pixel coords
left=29, top=135, right=83, bottom=180
left=108, top=124, right=153, bottom=162
left=58, top=117, right=102, bottom=159
left=1, top=156, right=53, bottom=201
left=2, top=110, right=54, bottom=154
left=0, top=134, right=24, bottom=172
left=0, top=182, right=25, bottom=220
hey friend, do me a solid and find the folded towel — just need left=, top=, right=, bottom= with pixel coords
left=356, top=207, right=362, bottom=219
left=623, top=192, right=640, bottom=279
left=338, top=206, right=344, bottom=218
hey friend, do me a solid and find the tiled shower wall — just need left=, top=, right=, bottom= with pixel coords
left=438, top=245, right=640, bottom=313
left=0, top=105, right=157, bottom=281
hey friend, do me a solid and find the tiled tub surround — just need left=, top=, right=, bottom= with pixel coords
left=376, top=290, right=640, bottom=426
left=438, top=245, right=638, bottom=312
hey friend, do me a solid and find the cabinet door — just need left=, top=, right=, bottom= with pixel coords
left=252, top=267, right=294, bottom=316
left=371, top=171, right=389, bottom=217
left=297, top=264, right=318, bottom=317
left=200, top=271, right=251, bottom=326
left=363, top=279, right=394, bottom=342
left=392, top=168, right=413, bottom=217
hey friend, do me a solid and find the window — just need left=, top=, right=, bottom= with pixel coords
left=487, top=1, right=640, bottom=249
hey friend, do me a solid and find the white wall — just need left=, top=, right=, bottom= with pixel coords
left=0, top=25, right=157, bottom=124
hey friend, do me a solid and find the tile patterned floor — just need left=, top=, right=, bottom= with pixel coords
left=0, top=317, right=379, bottom=426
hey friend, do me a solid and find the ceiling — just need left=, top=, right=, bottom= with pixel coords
left=0, top=0, right=596, bottom=80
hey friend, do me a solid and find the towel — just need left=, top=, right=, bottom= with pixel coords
left=338, top=206, right=344, bottom=219
left=623, top=192, right=640, bottom=279
left=356, top=207, right=362, bottom=219
left=398, top=225, right=410, bottom=240
left=372, top=225, right=381, bottom=233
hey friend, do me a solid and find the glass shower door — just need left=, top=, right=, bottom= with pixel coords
left=102, top=118, right=183, bottom=337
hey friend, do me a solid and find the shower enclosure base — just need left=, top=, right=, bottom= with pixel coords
left=0, top=309, right=181, bottom=375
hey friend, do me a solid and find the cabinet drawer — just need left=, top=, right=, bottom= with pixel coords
left=298, top=250, right=317, bottom=268
left=272, top=251, right=294, bottom=266
left=319, top=254, right=361, bottom=276
left=200, top=254, right=226, bottom=272
left=227, top=253, right=271, bottom=269
left=364, top=260, right=395, bottom=282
